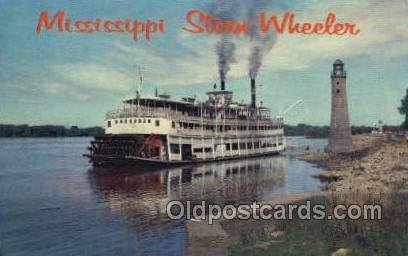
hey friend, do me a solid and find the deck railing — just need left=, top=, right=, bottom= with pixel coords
left=106, top=107, right=282, bottom=127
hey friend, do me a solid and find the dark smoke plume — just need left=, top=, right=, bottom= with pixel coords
left=216, top=36, right=235, bottom=81
left=209, top=0, right=241, bottom=82
left=209, top=0, right=278, bottom=81
left=247, top=0, right=277, bottom=79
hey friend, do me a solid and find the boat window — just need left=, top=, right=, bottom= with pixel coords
left=240, top=143, right=246, bottom=149
left=120, top=119, right=123, bottom=124
left=232, top=143, right=238, bottom=150
left=129, top=119, right=132, bottom=123
left=124, top=119, right=127, bottom=124
left=170, top=144, right=180, bottom=154
left=115, top=120, right=118, bottom=124
left=148, top=119, right=151, bottom=123
left=143, top=119, right=146, bottom=123
left=193, top=148, right=203, bottom=153
left=247, top=142, right=252, bottom=149
left=172, top=122, right=176, bottom=128
left=204, top=147, right=212, bottom=153
left=139, top=119, right=142, bottom=123
left=107, top=121, right=111, bottom=127
left=226, top=144, right=231, bottom=151
left=155, top=120, right=160, bottom=127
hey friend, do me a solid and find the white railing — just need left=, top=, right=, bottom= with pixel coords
left=106, top=107, right=283, bottom=127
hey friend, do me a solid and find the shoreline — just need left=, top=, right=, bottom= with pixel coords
left=299, top=134, right=408, bottom=192
left=209, top=134, right=407, bottom=254
left=189, top=190, right=408, bottom=255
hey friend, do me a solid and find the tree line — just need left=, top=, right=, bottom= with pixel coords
left=284, top=124, right=401, bottom=138
left=0, top=125, right=104, bottom=138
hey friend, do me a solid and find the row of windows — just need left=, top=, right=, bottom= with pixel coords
left=226, top=141, right=283, bottom=151
left=169, top=140, right=284, bottom=154
left=107, top=119, right=160, bottom=127
left=170, top=145, right=213, bottom=154
left=107, top=119, right=278, bottom=131
left=171, top=122, right=278, bottom=131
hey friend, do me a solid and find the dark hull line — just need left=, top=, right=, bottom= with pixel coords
left=84, top=150, right=283, bottom=167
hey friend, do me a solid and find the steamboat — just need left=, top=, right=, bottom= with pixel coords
left=85, top=77, right=286, bottom=166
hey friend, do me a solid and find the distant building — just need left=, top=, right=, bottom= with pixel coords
left=372, top=120, right=384, bottom=135
left=327, top=59, right=353, bottom=153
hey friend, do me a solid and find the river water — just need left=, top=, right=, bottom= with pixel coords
left=0, top=137, right=326, bottom=255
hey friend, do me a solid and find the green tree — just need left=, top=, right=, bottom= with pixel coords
left=398, top=88, right=408, bottom=129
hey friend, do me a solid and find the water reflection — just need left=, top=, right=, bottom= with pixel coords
left=89, top=156, right=286, bottom=219
left=88, top=146, right=323, bottom=254
left=0, top=137, right=325, bottom=256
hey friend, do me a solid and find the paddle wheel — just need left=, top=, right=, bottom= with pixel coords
left=85, top=134, right=165, bottom=166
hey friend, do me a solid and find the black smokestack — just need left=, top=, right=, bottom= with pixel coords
left=221, top=80, right=225, bottom=91
left=251, top=78, right=256, bottom=108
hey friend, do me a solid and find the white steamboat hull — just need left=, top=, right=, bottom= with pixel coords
left=86, top=131, right=285, bottom=166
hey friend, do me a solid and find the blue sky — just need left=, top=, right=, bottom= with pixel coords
left=0, top=0, right=407, bottom=127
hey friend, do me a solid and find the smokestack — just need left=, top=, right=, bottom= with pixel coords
left=221, top=80, right=225, bottom=91
left=251, top=78, right=256, bottom=108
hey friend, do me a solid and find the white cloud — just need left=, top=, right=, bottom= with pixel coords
left=44, top=82, right=90, bottom=101
left=112, top=38, right=220, bottom=85
left=39, top=61, right=136, bottom=100
left=51, top=63, right=133, bottom=92
left=262, top=0, right=408, bottom=70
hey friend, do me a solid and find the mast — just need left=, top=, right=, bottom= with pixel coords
left=137, top=65, right=143, bottom=111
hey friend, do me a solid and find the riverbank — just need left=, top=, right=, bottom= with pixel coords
left=190, top=190, right=408, bottom=255
left=221, top=191, right=408, bottom=256
left=209, top=135, right=408, bottom=255
left=300, top=134, right=408, bottom=192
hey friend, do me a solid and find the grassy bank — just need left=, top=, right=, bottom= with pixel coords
left=224, top=192, right=408, bottom=256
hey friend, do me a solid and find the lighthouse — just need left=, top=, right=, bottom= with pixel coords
left=327, top=59, right=353, bottom=153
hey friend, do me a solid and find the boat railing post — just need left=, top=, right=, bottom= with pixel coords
left=200, top=101, right=205, bottom=160
left=167, top=135, right=171, bottom=161
left=212, top=137, right=215, bottom=159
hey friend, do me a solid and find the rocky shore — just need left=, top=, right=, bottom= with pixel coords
left=300, top=134, right=408, bottom=192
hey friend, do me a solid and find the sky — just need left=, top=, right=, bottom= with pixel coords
left=0, top=0, right=407, bottom=127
